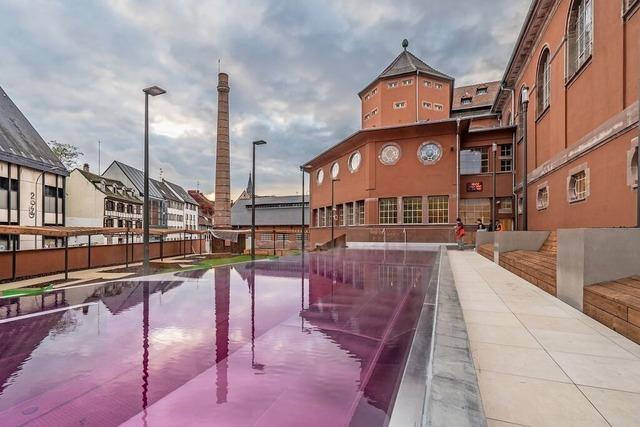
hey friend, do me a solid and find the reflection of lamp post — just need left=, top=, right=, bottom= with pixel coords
left=492, top=142, right=497, bottom=229
left=331, top=178, right=340, bottom=249
left=251, top=140, right=267, bottom=261
left=142, top=85, right=166, bottom=275
left=521, top=85, right=529, bottom=231
left=300, top=166, right=308, bottom=253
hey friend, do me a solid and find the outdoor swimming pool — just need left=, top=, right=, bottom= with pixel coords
left=0, top=248, right=439, bottom=426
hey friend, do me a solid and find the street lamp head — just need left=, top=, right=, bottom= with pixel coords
left=143, top=86, right=166, bottom=96
left=253, top=140, right=267, bottom=146
left=521, top=85, right=529, bottom=104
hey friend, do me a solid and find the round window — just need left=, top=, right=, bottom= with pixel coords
left=316, top=169, right=324, bottom=185
left=330, top=162, right=340, bottom=179
left=379, top=143, right=401, bottom=165
left=418, top=142, right=443, bottom=165
left=348, top=151, right=362, bottom=172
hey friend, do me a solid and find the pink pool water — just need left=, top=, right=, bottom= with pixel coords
left=0, top=249, right=437, bottom=426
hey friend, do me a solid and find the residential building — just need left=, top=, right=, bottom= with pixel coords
left=0, top=85, right=68, bottom=250
left=231, top=176, right=309, bottom=250
left=102, top=160, right=167, bottom=230
left=188, top=190, right=215, bottom=231
left=164, top=180, right=199, bottom=231
left=66, top=164, right=142, bottom=245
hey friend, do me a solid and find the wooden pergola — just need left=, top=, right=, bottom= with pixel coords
left=0, top=225, right=207, bottom=281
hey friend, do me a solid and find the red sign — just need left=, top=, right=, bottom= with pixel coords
left=466, top=182, right=483, bottom=192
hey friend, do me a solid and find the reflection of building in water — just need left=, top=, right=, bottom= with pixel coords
left=214, top=267, right=230, bottom=404
left=303, top=250, right=432, bottom=416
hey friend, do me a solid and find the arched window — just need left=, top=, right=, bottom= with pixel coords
left=567, top=0, right=593, bottom=78
left=537, top=49, right=551, bottom=114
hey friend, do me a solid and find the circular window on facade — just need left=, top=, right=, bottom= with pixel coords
left=316, top=169, right=324, bottom=185
left=418, top=141, right=443, bottom=165
left=330, top=162, right=340, bottom=179
left=379, top=143, right=401, bottom=165
left=348, top=151, right=362, bottom=172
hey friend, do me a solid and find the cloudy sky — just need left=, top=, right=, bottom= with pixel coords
left=0, top=0, right=529, bottom=199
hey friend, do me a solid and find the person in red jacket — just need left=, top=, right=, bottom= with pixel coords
left=455, top=218, right=465, bottom=250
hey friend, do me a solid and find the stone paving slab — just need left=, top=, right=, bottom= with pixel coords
left=449, top=249, right=640, bottom=427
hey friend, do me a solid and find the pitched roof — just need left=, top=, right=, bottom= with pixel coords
left=378, top=50, right=454, bottom=81
left=231, top=195, right=309, bottom=227
left=452, top=81, right=501, bottom=111
left=0, top=86, right=67, bottom=175
left=154, top=179, right=182, bottom=203
left=164, top=180, right=198, bottom=205
left=109, top=161, right=164, bottom=199
left=75, top=168, right=142, bottom=204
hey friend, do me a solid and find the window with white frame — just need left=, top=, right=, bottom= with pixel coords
left=424, top=80, right=432, bottom=87
left=461, top=97, right=472, bottom=105
left=319, top=207, right=325, bottom=227
left=459, top=198, right=490, bottom=225
left=403, top=197, right=422, bottom=224
left=402, top=79, right=413, bottom=86
left=393, top=101, right=407, bottom=109
left=422, top=101, right=432, bottom=109
left=536, top=185, right=549, bottom=210
left=537, top=49, right=551, bottom=114
left=387, top=81, right=398, bottom=89
left=372, top=88, right=378, bottom=95
left=336, top=204, right=344, bottom=225
left=460, top=147, right=489, bottom=174
left=371, top=108, right=378, bottom=116
left=498, top=197, right=513, bottom=214
left=630, top=145, right=638, bottom=188
left=434, top=82, right=443, bottom=89
left=356, top=200, right=365, bottom=225
left=476, top=87, right=488, bottom=95
left=567, top=0, right=593, bottom=78
left=500, top=144, right=513, bottom=172
left=433, top=103, right=444, bottom=111
left=44, top=185, right=57, bottom=213
left=345, top=202, right=354, bottom=226
left=261, top=233, right=273, bottom=241
left=364, top=113, right=370, bottom=120
left=568, top=169, right=588, bottom=202
left=378, top=198, right=397, bottom=224
left=428, top=196, right=449, bottom=224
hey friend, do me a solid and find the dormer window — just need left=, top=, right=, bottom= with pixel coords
left=461, top=97, right=473, bottom=105
left=476, top=87, right=488, bottom=95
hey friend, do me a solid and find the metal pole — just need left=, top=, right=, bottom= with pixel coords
left=251, top=143, right=256, bottom=261
left=160, top=234, right=164, bottom=260
left=301, top=167, right=305, bottom=253
left=143, top=92, right=150, bottom=274
left=492, top=143, right=497, bottom=229
left=12, top=234, right=17, bottom=281
left=331, top=179, right=335, bottom=249
left=125, top=231, right=129, bottom=268
left=87, top=235, right=91, bottom=269
left=637, top=82, right=640, bottom=227
left=521, top=88, right=529, bottom=231
left=273, top=229, right=276, bottom=256
left=64, top=236, right=68, bottom=281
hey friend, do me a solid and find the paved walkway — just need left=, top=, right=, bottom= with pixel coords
left=448, top=250, right=640, bottom=427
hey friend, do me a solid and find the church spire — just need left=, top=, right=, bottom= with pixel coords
left=246, top=172, right=252, bottom=196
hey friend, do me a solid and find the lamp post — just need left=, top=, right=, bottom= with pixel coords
left=521, top=85, right=529, bottom=231
left=492, top=142, right=497, bottom=230
left=142, top=85, right=166, bottom=275
left=251, top=140, right=267, bottom=261
left=300, top=166, right=307, bottom=253
left=331, top=178, right=340, bottom=249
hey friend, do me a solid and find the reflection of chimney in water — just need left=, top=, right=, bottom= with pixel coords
left=214, top=267, right=230, bottom=403
left=214, top=72, right=231, bottom=228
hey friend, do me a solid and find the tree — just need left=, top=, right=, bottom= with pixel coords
left=48, top=140, right=83, bottom=169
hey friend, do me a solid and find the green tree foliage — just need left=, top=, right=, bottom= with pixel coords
left=48, top=140, right=83, bottom=169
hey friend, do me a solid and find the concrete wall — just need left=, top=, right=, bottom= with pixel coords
left=557, top=228, right=640, bottom=310
left=495, top=231, right=549, bottom=254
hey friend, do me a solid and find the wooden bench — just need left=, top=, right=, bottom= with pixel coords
left=477, top=243, right=493, bottom=261
left=499, top=232, right=557, bottom=296
left=584, top=276, right=640, bottom=344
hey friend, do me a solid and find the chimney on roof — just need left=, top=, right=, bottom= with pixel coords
left=83, top=163, right=90, bottom=172
left=214, top=71, right=231, bottom=228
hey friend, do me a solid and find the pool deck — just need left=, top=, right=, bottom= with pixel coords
left=448, top=250, right=640, bottom=427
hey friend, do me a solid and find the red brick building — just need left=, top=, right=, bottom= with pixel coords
left=304, top=0, right=639, bottom=248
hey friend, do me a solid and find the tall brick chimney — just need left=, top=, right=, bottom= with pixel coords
left=214, top=72, right=231, bottom=228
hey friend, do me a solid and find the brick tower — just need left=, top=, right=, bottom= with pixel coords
left=214, top=72, right=231, bottom=228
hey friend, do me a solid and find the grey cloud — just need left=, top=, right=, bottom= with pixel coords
left=0, top=0, right=529, bottom=197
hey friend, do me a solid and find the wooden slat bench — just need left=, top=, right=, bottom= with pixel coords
left=477, top=243, right=493, bottom=261
left=584, top=276, right=640, bottom=344
left=498, top=232, right=557, bottom=296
